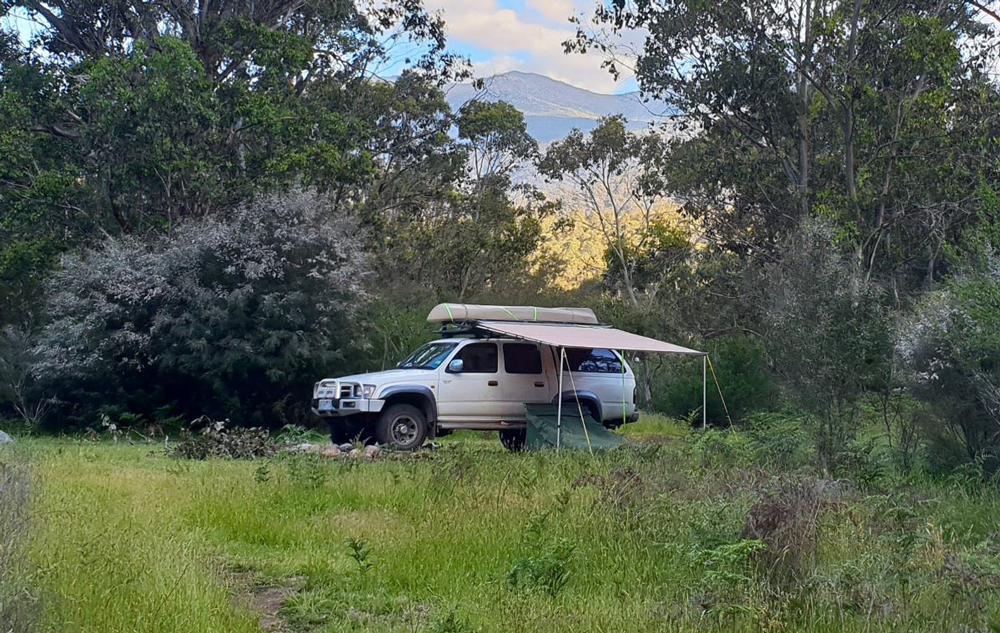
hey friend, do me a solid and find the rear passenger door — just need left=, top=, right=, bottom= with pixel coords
left=500, top=342, right=549, bottom=419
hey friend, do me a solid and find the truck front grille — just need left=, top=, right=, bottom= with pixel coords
left=317, top=380, right=362, bottom=399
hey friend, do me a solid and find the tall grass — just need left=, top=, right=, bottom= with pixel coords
left=29, top=445, right=260, bottom=633
left=0, top=448, right=38, bottom=633
left=21, top=415, right=1000, bottom=632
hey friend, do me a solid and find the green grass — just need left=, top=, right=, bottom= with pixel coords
left=15, top=414, right=1000, bottom=632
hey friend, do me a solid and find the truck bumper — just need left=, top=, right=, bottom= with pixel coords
left=311, top=398, right=385, bottom=418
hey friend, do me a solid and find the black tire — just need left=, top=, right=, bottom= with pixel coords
left=603, top=418, right=624, bottom=430
left=561, top=398, right=600, bottom=426
left=375, top=404, right=428, bottom=450
left=499, top=429, right=526, bottom=452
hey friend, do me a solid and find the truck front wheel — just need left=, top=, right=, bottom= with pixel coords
left=375, top=404, right=428, bottom=451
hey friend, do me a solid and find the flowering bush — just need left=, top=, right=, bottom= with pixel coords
left=896, top=256, right=1000, bottom=471
left=34, top=189, right=368, bottom=429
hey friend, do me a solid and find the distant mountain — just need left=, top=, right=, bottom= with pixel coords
left=445, top=71, right=677, bottom=143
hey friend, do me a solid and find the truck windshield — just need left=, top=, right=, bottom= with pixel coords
left=398, top=342, right=458, bottom=369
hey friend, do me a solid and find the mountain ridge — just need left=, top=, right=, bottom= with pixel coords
left=445, top=71, right=676, bottom=143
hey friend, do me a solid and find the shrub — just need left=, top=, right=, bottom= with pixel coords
left=653, top=336, right=778, bottom=425
left=763, top=219, right=893, bottom=466
left=741, top=479, right=824, bottom=582
left=34, top=189, right=368, bottom=430
left=896, top=264, right=1000, bottom=474
left=507, top=538, right=576, bottom=598
left=690, top=413, right=813, bottom=470
left=690, top=428, right=754, bottom=469
left=742, top=412, right=814, bottom=470
left=507, top=513, right=576, bottom=598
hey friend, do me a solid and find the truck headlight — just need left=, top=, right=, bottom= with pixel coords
left=362, top=384, right=377, bottom=398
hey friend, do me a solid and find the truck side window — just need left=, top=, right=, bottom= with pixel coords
left=453, top=343, right=498, bottom=373
left=563, top=348, right=622, bottom=373
left=504, top=343, right=542, bottom=374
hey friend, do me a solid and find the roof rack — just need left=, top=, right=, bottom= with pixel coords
left=436, top=323, right=492, bottom=339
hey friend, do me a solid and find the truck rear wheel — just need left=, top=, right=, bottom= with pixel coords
left=499, top=429, right=526, bottom=452
left=375, top=404, right=427, bottom=451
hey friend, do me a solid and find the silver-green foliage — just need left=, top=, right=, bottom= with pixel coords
left=896, top=251, right=1000, bottom=470
left=764, top=219, right=893, bottom=464
left=34, top=189, right=368, bottom=428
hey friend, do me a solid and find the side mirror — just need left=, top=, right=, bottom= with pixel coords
left=447, top=358, right=464, bottom=373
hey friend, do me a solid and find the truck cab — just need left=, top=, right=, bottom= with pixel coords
left=312, top=335, right=639, bottom=451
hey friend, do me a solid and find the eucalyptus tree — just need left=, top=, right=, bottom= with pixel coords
left=538, top=116, right=672, bottom=308
left=370, top=100, right=552, bottom=301
left=571, top=0, right=1000, bottom=293
left=0, top=0, right=466, bottom=324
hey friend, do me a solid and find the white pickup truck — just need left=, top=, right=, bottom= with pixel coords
left=312, top=331, right=639, bottom=451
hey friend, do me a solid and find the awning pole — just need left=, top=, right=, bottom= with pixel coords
left=702, top=354, right=707, bottom=429
left=556, top=347, right=565, bottom=450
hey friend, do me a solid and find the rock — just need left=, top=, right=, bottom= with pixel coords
left=320, top=446, right=342, bottom=458
left=0, top=430, right=11, bottom=444
left=348, top=448, right=362, bottom=458
left=338, top=442, right=354, bottom=452
left=364, top=445, right=380, bottom=459
left=290, top=442, right=314, bottom=452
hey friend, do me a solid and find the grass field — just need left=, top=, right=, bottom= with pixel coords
left=7, top=416, right=1000, bottom=632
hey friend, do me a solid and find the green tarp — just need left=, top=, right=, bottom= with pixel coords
left=524, top=404, right=625, bottom=451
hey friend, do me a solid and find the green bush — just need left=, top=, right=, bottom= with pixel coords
left=651, top=336, right=777, bottom=426
left=742, top=412, right=814, bottom=470
left=690, top=412, right=814, bottom=470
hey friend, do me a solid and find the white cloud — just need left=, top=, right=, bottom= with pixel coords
left=425, top=0, right=631, bottom=93
left=526, top=0, right=578, bottom=24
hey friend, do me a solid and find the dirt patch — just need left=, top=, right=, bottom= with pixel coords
left=228, top=569, right=305, bottom=632
left=253, top=585, right=298, bottom=631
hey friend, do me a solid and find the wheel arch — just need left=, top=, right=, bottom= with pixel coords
left=379, top=385, right=437, bottom=423
left=552, top=390, right=602, bottom=422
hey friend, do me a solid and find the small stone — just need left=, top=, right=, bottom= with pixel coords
left=348, top=448, right=362, bottom=458
left=338, top=442, right=354, bottom=452
left=290, top=442, right=313, bottom=452
left=0, top=430, right=12, bottom=444
left=320, top=446, right=342, bottom=458
left=364, top=445, right=380, bottom=459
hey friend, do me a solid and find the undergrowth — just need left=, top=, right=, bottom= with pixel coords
left=18, top=413, right=1000, bottom=632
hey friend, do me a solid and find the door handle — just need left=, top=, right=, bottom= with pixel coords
left=534, top=381, right=545, bottom=387
left=488, top=380, right=499, bottom=386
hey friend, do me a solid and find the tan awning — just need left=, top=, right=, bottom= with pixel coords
left=476, top=321, right=705, bottom=356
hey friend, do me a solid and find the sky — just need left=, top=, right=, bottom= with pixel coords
left=2, top=0, right=638, bottom=95
left=422, top=0, right=638, bottom=94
